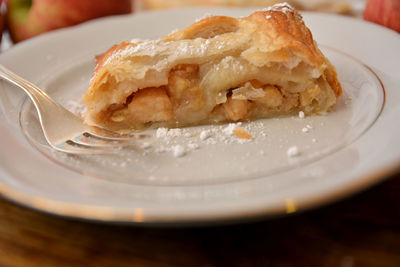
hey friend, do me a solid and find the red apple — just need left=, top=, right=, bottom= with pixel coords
left=364, top=0, right=400, bottom=33
left=6, top=0, right=132, bottom=43
left=0, top=0, right=4, bottom=44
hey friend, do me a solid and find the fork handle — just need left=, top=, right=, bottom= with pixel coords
left=0, top=64, right=59, bottom=108
left=0, top=64, right=87, bottom=134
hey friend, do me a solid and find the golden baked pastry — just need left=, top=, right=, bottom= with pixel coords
left=83, top=3, right=342, bottom=131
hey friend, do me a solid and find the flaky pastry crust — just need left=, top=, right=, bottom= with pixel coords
left=83, top=3, right=342, bottom=131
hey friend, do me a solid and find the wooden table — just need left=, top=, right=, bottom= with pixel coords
left=0, top=172, right=399, bottom=267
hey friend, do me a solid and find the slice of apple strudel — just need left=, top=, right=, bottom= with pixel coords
left=83, top=3, right=342, bottom=131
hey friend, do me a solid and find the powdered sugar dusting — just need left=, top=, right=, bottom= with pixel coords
left=223, top=123, right=239, bottom=136
left=49, top=109, right=338, bottom=186
left=65, top=100, right=86, bottom=117
left=287, top=146, right=300, bottom=157
left=196, top=13, right=216, bottom=22
left=141, top=121, right=262, bottom=158
left=103, top=37, right=214, bottom=68
left=172, top=145, right=185, bottom=158
left=132, top=115, right=327, bottom=162
left=156, top=127, right=169, bottom=138
left=199, top=130, right=212, bottom=140
left=262, top=2, right=295, bottom=14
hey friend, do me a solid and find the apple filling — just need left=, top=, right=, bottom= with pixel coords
left=98, top=62, right=330, bottom=130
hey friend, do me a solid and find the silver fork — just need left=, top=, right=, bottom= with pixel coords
left=0, top=64, right=136, bottom=154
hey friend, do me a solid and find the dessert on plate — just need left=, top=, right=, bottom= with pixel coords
left=83, top=3, right=342, bottom=131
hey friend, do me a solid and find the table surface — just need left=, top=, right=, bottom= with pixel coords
left=0, top=172, right=399, bottom=267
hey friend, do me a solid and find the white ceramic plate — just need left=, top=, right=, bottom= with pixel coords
left=0, top=8, right=399, bottom=224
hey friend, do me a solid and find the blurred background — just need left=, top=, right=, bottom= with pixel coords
left=0, top=0, right=398, bottom=51
left=0, top=1, right=399, bottom=266
left=135, top=0, right=365, bottom=14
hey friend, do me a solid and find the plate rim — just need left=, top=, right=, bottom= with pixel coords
left=0, top=8, right=399, bottom=225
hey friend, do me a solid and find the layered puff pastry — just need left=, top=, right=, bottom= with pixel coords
left=83, top=3, right=342, bottom=131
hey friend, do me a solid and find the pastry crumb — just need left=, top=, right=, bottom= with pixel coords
left=302, top=127, right=309, bottom=133
left=199, top=130, right=212, bottom=140
left=172, top=145, right=185, bottom=157
left=142, top=142, right=152, bottom=149
left=222, top=123, right=241, bottom=136
left=156, top=127, right=168, bottom=138
left=233, top=127, right=253, bottom=139
left=187, top=143, right=199, bottom=150
left=287, top=146, right=300, bottom=157
left=167, top=128, right=183, bottom=137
